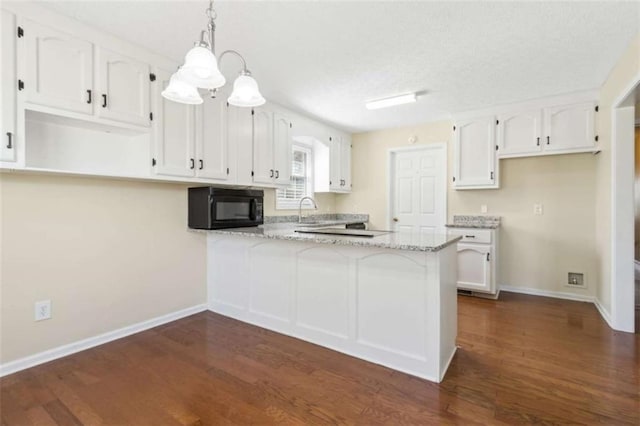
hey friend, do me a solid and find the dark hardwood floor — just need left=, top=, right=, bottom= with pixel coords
left=1, top=292, right=639, bottom=425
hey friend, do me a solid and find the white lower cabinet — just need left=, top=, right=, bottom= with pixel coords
left=448, top=228, right=498, bottom=294
left=1, top=9, right=17, bottom=162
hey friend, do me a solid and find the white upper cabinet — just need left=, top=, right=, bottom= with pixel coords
left=273, top=111, right=292, bottom=184
left=251, top=106, right=292, bottom=187
left=252, top=108, right=274, bottom=185
left=227, top=105, right=253, bottom=186
left=543, top=101, right=596, bottom=153
left=152, top=69, right=196, bottom=178
left=96, top=48, right=150, bottom=126
left=340, top=135, right=352, bottom=190
left=23, top=19, right=93, bottom=115
left=497, top=109, right=543, bottom=158
left=1, top=10, right=17, bottom=162
left=196, top=95, right=228, bottom=180
left=453, top=117, right=497, bottom=189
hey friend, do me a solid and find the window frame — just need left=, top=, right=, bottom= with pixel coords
left=276, top=142, right=315, bottom=210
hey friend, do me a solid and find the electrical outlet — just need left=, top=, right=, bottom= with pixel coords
left=567, top=272, right=585, bottom=287
left=35, top=300, right=51, bottom=321
left=533, top=203, right=544, bottom=215
left=480, top=205, right=488, bottom=213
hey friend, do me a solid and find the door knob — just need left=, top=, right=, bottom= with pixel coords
left=393, top=217, right=399, bottom=222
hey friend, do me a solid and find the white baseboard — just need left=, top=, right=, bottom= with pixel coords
left=499, top=285, right=594, bottom=303
left=593, top=298, right=614, bottom=328
left=0, top=304, right=207, bottom=378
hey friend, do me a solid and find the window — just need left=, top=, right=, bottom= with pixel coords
left=276, top=144, right=314, bottom=209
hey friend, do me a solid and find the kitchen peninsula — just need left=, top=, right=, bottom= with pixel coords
left=205, top=223, right=461, bottom=383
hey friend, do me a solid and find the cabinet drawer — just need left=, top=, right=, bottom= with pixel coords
left=448, top=228, right=492, bottom=244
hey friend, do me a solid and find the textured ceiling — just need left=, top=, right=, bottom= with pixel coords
left=35, top=0, right=640, bottom=133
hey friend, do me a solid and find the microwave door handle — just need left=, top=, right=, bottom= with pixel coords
left=249, top=199, right=257, bottom=221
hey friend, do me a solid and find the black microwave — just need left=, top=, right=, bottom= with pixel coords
left=188, top=187, right=264, bottom=230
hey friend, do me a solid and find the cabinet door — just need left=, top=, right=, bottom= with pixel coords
left=329, top=135, right=342, bottom=191
left=543, top=102, right=596, bottom=153
left=453, top=117, right=496, bottom=188
left=1, top=10, right=17, bottom=162
left=252, top=108, right=274, bottom=185
left=153, top=70, right=196, bottom=177
left=24, top=19, right=93, bottom=114
left=340, top=136, right=352, bottom=191
left=96, top=48, right=150, bottom=126
left=228, top=105, right=254, bottom=185
left=273, top=112, right=292, bottom=185
left=497, top=110, right=542, bottom=157
left=196, top=96, right=228, bottom=180
left=456, top=244, right=492, bottom=292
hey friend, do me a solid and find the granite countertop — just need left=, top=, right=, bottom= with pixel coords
left=445, top=215, right=501, bottom=230
left=201, top=223, right=461, bottom=252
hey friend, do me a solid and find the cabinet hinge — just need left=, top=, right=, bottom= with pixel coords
left=149, top=73, right=156, bottom=82
left=490, top=171, right=494, bottom=180
left=17, top=27, right=23, bottom=38
left=595, top=105, right=599, bottom=112
left=226, top=102, right=229, bottom=107
left=251, top=109, right=255, bottom=116
left=453, top=126, right=456, bottom=131
left=595, top=135, right=599, bottom=142
left=152, top=158, right=156, bottom=166
left=495, top=145, right=499, bottom=151
left=496, top=119, right=499, bottom=125
left=149, top=112, right=153, bottom=121
left=251, top=171, right=254, bottom=177
left=329, top=137, right=332, bottom=141
left=226, top=167, right=230, bottom=175
left=452, top=176, right=456, bottom=182
left=17, top=80, right=24, bottom=91
left=289, top=123, right=292, bottom=128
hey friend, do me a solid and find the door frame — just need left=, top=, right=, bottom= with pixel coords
left=610, top=73, right=639, bottom=333
left=387, top=143, right=448, bottom=230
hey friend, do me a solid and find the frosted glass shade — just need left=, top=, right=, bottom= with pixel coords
left=161, top=72, right=203, bottom=105
left=227, top=74, right=266, bottom=107
left=178, top=46, right=226, bottom=89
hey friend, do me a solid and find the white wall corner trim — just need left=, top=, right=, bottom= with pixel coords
left=0, top=304, right=207, bottom=377
left=500, top=285, right=595, bottom=303
left=593, top=297, right=614, bottom=329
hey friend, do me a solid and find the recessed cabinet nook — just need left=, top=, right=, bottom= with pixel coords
left=0, top=4, right=351, bottom=194
left=452, top=91, right=598, bottom=190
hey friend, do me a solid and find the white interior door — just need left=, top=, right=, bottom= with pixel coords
left=390, top=146, right=446, bottom=236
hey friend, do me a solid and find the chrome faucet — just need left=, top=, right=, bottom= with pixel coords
left=298, top=196, right=318, bottom=223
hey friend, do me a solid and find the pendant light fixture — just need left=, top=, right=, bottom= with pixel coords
left=162, top=0, right=265, bottom=107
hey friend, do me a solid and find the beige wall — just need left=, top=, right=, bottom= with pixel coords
left=595, top=34, right=640, bottom=313
left=0, top=174, right=206, bottom=363
left=336, top=120, right=598, bottom=297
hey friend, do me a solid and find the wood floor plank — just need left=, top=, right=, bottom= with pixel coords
left=1, top=292, right=638, bottom=425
